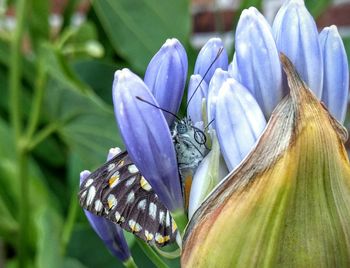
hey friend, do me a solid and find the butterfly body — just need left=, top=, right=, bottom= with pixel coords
left=172, top=118, right=209, bottom=208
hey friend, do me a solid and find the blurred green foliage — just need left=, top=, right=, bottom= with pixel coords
left=0, top=0, right=345, bottom=267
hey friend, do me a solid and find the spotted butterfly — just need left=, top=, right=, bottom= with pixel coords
left=78, top=119, right=208, bottom=247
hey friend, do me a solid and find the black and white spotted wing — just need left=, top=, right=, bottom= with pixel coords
left=78, top=150, right=178, bottom=247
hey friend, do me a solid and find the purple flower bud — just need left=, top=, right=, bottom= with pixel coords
left=272, top=0, right=323, bottom=98
left=144, top=38, right=188, bottom=125
left=215, top=78, right=266, bottom=171
left=187, top=74, right=208, bottom=124
left=319, top=25, right=349, bottom=123
left=228, top=54, right=240, bottom=81
left=194, top=38, right=229, bottom=84
left=236, top=7, right=283, bottom=118
left=113, top=69, right=183, bottom=212
left=207, top=68, right=230, bottom=129
left=80, top=171, right=131, bottom=262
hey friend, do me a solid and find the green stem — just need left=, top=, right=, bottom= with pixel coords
left=9, top=0, right=29, bottom=267
left=26, top=57, right=47, bottom=141
left=123, top=257, right=138, bottom=268
left=18, top=149, right=29, bottom=268
left=9, top=0, right=27, bottom=141
left=60, top=191, right=79, bottom=256
left=27, top=122, right=60, bottom=150
left=136, top=239, right=169, bottom=268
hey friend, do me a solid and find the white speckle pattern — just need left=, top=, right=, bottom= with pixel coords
left=128, top=164, right=139, bottom=174
left=86, top=186, right=96, bottom=206
left=108, top=163, right=116, bottom=172
left=107, top=194, right=117, bottom=209
left=166, top=211, right=171, bottom=227
left=94, top=200, right=103, bottom=212
left=125, top=177, right=136, bottom=187
left=115, top=211, right=124, bottom=222
left=149, top=202, right=157, bottom=220
left=129, top=220, right=142, bottom=232
left=127, top=191, right=135, bottom=203
left=159, top=210, right=165, bottom=223
left=81, top=190, right=87, bottom=198
left=137, top=199, right=147, bottom=210
left=84, top=178, right=93, bottom=188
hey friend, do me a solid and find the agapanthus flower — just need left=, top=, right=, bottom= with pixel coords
left=112, top=38, right=231, bottom=220
left=81, top=0, right=349, bottom=265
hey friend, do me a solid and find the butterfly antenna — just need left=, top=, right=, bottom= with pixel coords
left=186, top=47, right=224, bottom=111
left=204, top=118, right=215, bottom=130
left=136, top=96, right=181, bottom=121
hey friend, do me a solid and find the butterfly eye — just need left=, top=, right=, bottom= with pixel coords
left=177, top=123, right=188, bottom=134
left=194, top=129, right=206, bottom=145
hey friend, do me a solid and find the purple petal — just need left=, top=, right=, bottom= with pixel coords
left=207, top=68, right=230, bottom=129
left=187, top=74, right=208, bottom=124
left=215, top=78, right=266, bottom=171
left=144, top=38, right=188, bottom=125
left=194, top=38, right=229, bottom=84
left=84, top=211, right=131, bottom=262
left=319, top=25, right=349, bottom=123
left=235, top=7, right=283, bottom=118
left=113, top=69, right=183, bottom=212
left=80, top=171, right=131, bottom=262
left=272, top=0, right=323, bottom=98
left=228, top=53, right=241, bottom=81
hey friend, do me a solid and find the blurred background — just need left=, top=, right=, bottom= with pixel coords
left=0, top=0, right=349, bottom=267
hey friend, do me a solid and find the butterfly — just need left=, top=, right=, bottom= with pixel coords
left=78, top=119, right=208, bottom=247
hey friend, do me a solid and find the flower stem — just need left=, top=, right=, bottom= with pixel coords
left=135, top=239, right=169, bottom=268
left=27, top=122, right=60, bottom=150
left=123, top=257, right=138, bottom=268
left=60, top=191, right=79, bottom=256
left=9, top=0, right=29, bottom=267
left=26, top=56, right=47, bottom=141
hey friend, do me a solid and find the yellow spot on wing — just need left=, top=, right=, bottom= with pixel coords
left=140, top=176, right=152, bottom=191
left=129, top=220, right=142, bottom=233
left=109, top=173, right=120, bottom=188
left=172, top=218, right=178, bottom=233
left=145, top=230, right=154, bottom=241
left=155, top=233, right=170, bottom=244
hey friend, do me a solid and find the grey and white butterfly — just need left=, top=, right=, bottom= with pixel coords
left=78, top=150, right=178, bottom=247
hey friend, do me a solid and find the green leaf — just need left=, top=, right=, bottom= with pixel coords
left=72, top=59, right=122, bottom=105
left=305, top=0, right=331, bottom=18
left=43, top=78, right=122, bottom=169
left=35, top=208, right=63, bottom=268
left=93, top=0, right=191, bottom=71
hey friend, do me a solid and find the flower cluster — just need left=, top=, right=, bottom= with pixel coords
left=81, top=0, right=348, bottom=265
